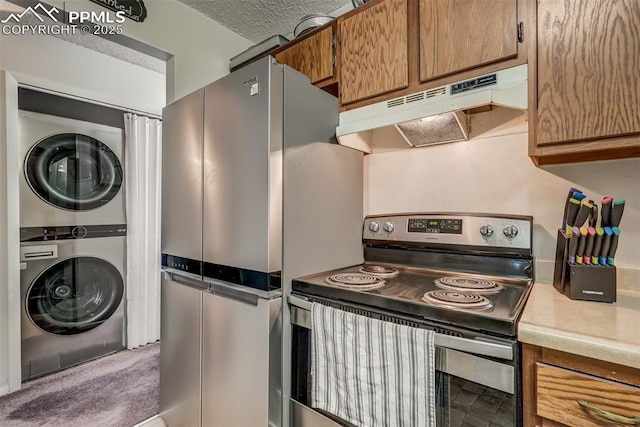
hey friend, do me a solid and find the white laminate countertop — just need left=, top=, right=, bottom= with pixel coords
left=518, top=282, right=640, bottom=369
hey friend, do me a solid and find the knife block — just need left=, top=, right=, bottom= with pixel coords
left=553, top=229, right=616, bottom=303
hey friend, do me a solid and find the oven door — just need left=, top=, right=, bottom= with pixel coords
left=289, top=295, right=521, bottom=427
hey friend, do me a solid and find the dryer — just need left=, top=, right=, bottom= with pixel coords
left=20, top=225, right=126, bottom=381
left=19, top=110, right=125, bottom=227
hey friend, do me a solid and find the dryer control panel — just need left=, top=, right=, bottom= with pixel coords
left=20, top=224, right=127, bottom=242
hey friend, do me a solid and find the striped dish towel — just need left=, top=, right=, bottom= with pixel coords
left=311, top=303, right=436, bottom=427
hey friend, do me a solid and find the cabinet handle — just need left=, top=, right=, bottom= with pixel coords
left=578, top=400, right=640, bottom=425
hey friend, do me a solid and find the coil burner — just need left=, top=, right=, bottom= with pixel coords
left=434, top=276, right=503, bottom=294
left=358, top=264, right=399, bottom=278
left=325, top=273, right=386, bottom=290
left=422, top=290, right=493, bottom=310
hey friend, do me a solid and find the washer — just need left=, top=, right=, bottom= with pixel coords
left=20, top=226, right=126, bottom=381
left=19, top=110, right=125, bottom=227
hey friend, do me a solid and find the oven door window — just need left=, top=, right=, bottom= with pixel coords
left=437, top=372, right=515, bottom=427
left=436, top=347, right=516, bottom=427
left=24, top=133, right=123, bottom=211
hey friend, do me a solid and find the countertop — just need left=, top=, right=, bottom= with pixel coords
left=518, top=281, right=640, bottom=369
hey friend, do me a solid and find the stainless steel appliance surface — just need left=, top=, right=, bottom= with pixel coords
left=160, top=56, right=364, bottom=427
left=20, top=226, right=126, bottom=381
left=19, top=111, right=125, bottom=227
left=201, top=282, right=282, bottom=427
left=159, top=271, right=205, bottom=427
left=290, top=213, right=534, bottom=427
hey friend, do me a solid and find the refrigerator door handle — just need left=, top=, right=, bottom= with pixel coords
left=166, top=271, right=209, bottom=291
left=208, top=282, right=260, bottom=306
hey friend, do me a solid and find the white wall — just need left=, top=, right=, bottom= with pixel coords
left=0, top=34, right=166, bottom=115
left=364, top=112, right=640, bottom=284
left=42, top=0, right=253, bottom=102
left=0, top=70, right=21, bottom=395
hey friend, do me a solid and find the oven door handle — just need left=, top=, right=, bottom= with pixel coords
left=288, top=295, right=513, bottom=361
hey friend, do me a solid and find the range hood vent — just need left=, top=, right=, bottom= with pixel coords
left=336, top=64, right=527, bottom=153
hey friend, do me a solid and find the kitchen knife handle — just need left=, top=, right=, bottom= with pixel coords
left=611, top=200, right=625, bottom=227
left=589, top=202, right=598, bottom=228
left=562, top=188, right=578, bottom=229
left=607, top=227, right=621, bottom=265
left=599, top=227, right=613, bottom=265
left=576, top=227, right=588, bottom=264
left=584, top=227, right=596, bottom=264
left=592, top=227, right=605, bottom=261
left=567, top=227, right=580, bottom=264
left=601, top=197, right=613, bottom=228
left=574, top=200, right=593, bottom=229
left=565, top=198, right=581, bottom=233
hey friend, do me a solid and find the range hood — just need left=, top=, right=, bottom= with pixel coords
left=336, top=64, right=528, bottom=153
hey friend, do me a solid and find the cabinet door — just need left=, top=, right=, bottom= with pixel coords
left=339, top=0, right=408, bottom=105
left=419, top=0, right=518, bottom=82
left=275, top=26, right=334, bottom=85
left=536, top=0, right=640, bottom=146
left=536, top=363, right=640, bottom=427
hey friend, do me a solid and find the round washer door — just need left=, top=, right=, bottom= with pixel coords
left=24, top=133, right=123, bottom=211
left=26, top=257, right=124, bottom=335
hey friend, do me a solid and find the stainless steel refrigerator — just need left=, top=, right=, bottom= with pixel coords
left=160, top=56, right=364, bottom=427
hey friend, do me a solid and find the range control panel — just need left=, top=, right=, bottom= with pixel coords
left=363, top=214, right=532, bottom=251
left=407, top=218, right=463, bottom=234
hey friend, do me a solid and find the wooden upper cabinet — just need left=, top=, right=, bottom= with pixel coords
left=419, top=0, right=518, bottom=82
left=531, top=0, right=640, bottom=164
left=275, top=25, right=335, bottom=85
left=338, top=0, right=409, bottom=105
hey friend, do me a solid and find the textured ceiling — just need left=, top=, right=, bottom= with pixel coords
left=176, top=0, right=352, bottom=43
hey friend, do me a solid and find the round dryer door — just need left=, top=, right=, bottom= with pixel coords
left=24, top=133, right=123, bottom=211
left=26, top=257, right=124, bottom=335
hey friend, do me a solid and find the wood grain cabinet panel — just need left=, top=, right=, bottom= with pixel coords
left=419, top=0, right=518, bottom=82
left=275, top=26, right=334, bottom=85
left=530, top=0, right=640, bottom=164
left=523, top=344, right=640, bottom=427
left=338, top=0, right=408, bottom=105
left=536, top=363, right=640, bottom=427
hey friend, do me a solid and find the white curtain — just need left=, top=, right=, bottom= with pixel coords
left=124, top=113, right=162, bottom=349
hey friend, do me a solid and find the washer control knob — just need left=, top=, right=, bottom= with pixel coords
left=503, top=224, right=519, bottom=239
left=369, top=221, right=380, bottom=233
left=72, top=226, right=88, bottom=239
left=383, top=222, right=395, bottom=233
left=479, top=224, right=494, bottom=238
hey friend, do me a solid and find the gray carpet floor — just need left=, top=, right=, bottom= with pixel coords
left=0, top=342, right=160, bottom=427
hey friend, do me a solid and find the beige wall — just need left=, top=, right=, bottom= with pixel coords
left=364, top=112, right=640, bottom=283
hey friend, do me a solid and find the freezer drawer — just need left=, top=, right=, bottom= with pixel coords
left=159, top=273, right=205, bottom=427
left=202, top=286, right=282, bottom=427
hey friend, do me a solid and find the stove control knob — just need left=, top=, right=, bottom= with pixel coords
left=369, top=221, right=380, bottom=233
left=479, top=224, right=494, bottom=238
left=503, top=224, right=519, bottom=239
left=383, top=222, right=395, bottom=233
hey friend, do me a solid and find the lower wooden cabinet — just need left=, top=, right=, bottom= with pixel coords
left=523, top=344, right=640, bottom=426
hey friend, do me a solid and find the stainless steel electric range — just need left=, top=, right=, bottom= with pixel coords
left=288, top=213, right=534, bottom=427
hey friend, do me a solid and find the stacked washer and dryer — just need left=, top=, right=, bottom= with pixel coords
left=18, top=110, right=127, bottom=381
